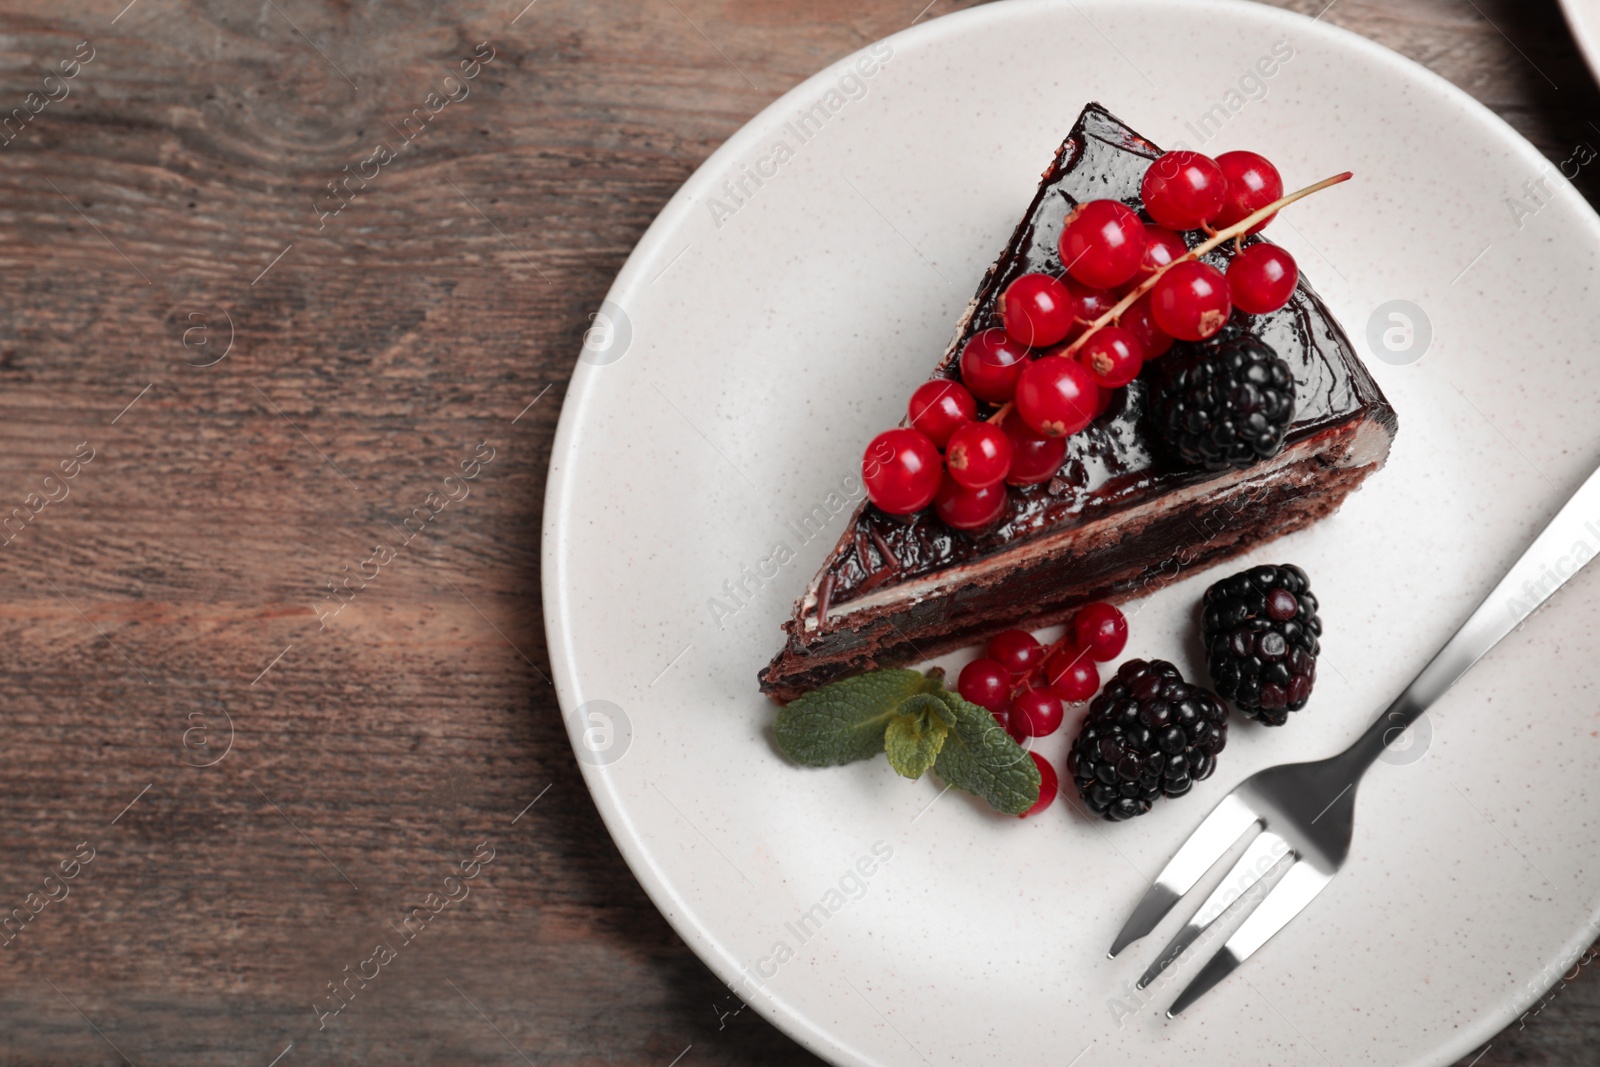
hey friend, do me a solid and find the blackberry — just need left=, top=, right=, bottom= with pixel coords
left=1067, top=659, right=1229, bottom=821
left=1149, top=329, right=1296, bottom=470
left=1201, top=564, right=1321, bottom=726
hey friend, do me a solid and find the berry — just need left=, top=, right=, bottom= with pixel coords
left=1214, top=151, right=1283, bottom=232
left=1073, top=602, right=1128, bottom=661
left=934, top=473, right=1007, bottom=532
left=1078, top=326, right=1144, bottom=389
left=1201, top=564, right=1321, bottom=726
left=1015, top=357, right=1099, bottom=438
left=1046, top=646, right=1100, bottom=703
left=1009, top=687, right=1065, bottom=739
left=862, top=428, right=942, bottom=514
left=1121, top=293, right=1174, bottom=360
left=1091, top=380, right=1118, bottom=418
left=1141, top=224, right=1190, bottom=276
left=1063, top=276, right=1117, bottom=328
left=999, top=273, right=1075, bottom=347
left=1067, top=659, right=1228, bottom=820
left=1020, top=751, right=1058, bottom=818
left=1140, top=151, right=1226, bottom=230
left=1059, top=199, right=1145, bottom=289
left=958, top=657, right=1012, bottom=720
left=908, top=379, right=976, bottom=448
left=1151, top=260, right=1232, bottom=341
left=1227, top=244, right=1298, bottom=315
left=1000, top=409, right=1068, bottom=486
left=1150, top=330, right=1296, bottom=470
left=945, top=421, right=1013, bottom=489
left=987, top=629, right=1045, bottom=676
left=959, top=328, right=1030, bottom=404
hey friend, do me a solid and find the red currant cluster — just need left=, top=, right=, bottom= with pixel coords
left=954, top=601, right=1130, bottom=817
left=861, top=149, right=1339, bottom=525
left=1140, top=150, right=1298, bottom=329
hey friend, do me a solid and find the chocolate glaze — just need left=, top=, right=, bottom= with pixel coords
left=759, top=104, right=1397, bottom=701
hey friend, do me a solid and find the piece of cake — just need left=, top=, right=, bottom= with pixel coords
left=759, top=103, right=1396, bottom=702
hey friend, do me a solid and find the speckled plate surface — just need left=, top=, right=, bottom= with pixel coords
left=541, top=2, right=1600, bottom=1064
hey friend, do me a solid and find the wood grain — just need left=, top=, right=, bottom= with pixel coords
left=0, top=0, right=1595, bottom=1063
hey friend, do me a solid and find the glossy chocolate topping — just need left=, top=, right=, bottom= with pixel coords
left=823, top=103, right=1386, bottom=606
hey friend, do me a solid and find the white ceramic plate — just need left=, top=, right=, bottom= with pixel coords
left=1561, top=0, right=1600, bottom=84
left=542, top=2, right=1600, bottom=1064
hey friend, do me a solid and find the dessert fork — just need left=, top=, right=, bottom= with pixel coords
left=1109, top=458, right=1600, bottom=1016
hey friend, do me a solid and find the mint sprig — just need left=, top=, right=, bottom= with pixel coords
left=774, top=669, right=1043, bottom=816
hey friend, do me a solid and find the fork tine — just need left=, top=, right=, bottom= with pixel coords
left=1135, top=830, right=1290, bottom=989
left=1166, top=859, right=1333, bottom=1016
left=1107, top=792, right=1259, bottom=958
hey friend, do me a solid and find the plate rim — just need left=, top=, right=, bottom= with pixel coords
left=541, top=2, right=1600, bottom=1064
left=1559, top=0, right=1600, bottom=87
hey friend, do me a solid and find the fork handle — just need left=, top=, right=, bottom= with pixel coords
left=1344, top=457, right=1600, bottom=772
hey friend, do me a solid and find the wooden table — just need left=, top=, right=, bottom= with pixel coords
left=3, top=0, right=1598, bottom=1063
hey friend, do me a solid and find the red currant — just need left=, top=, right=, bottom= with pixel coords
left=1000, top=409, right=1068, bottom=486
left=945, top=421, right=1013, bottom=489
left=934, top=473, right=1007, bottom=532
left=1227, top=243, right=1298, bottom=315
left=987, top=629, right=1044, bottom=675
left=862, top=428, right=942, bottom=514
left=958, top=657, right=1012, bottom=720
left=959, top=328, right=1029, bottom=404
left=1015, top=357, right=1099, bottom=438
left=907, top=379, right=975, bottom=449
left=1019, top=751, right=1058, bottom=818
left=1214, top=150, right=1283, bottom=232
left=1046, top=645, right=1100, bottom=703
left=1092, top=380, right=1117, bottom=418
left=1121, top=293, right=1174, bottom=359
left=1077, top=326, right=1144, bottom=389
left=1059, top=199, right=1145, bottom=289
left=1140, top=151, right=1227, bottom=230
left=1063, top=276, right=1116, bottom=327
left=1072, top=602, right=1128, bottom=661
left=999, top=272, right=1074, bottom=348
left=1008, top=686, right=1065, bottom=739
left=1141, top=224, right=1189, bottom=276
left=1151, top=260, right=1231, bottom=341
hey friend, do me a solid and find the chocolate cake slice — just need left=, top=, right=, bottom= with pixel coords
left=759, top=103, right=1396, bottom=702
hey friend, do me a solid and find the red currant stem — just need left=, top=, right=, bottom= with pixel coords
left=985, top=401, right=1013, bottom=425
left=1011, top=630, right=1080, bottom=699
left=1060, top=171, right=1354, bottom=359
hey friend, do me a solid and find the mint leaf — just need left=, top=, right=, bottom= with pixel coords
left=774, top=670, right=1042, bottom=814
left=911, top=691, right=957, bottom=729
left=931, top=691, right=1043, bottom=816
left=775, top=669, right=933, bottom=766
left=884, top=697, right=949, bottom=780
